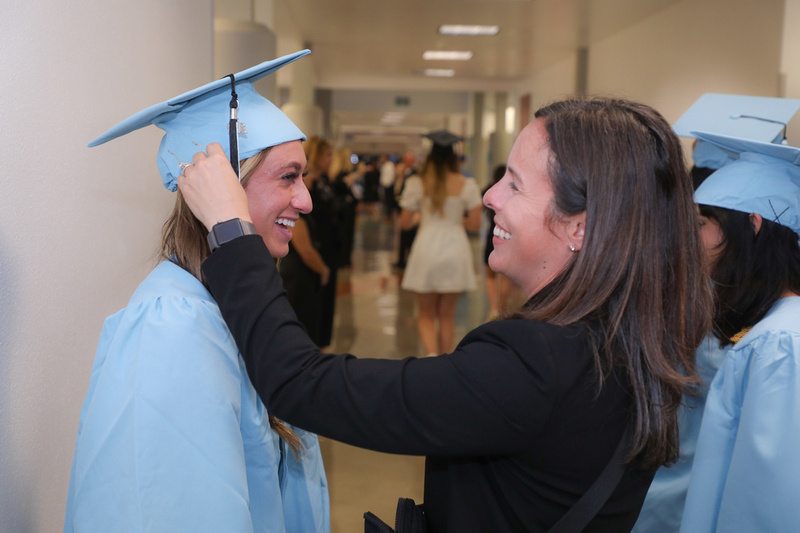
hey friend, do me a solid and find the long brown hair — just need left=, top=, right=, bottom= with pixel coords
left=516, top=97, right=711, bottom=469
left=422, top=143, right=460, bottom=214
left=159, top=148, right=303, bottom=455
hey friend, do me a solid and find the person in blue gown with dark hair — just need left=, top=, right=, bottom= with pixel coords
left=679, top=131, right=800, bottom=532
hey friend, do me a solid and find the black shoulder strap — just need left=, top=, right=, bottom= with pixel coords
left=547, top=424, right=632, bottom=533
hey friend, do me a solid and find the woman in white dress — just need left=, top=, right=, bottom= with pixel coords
left=399, top=131, right=482, bottom=355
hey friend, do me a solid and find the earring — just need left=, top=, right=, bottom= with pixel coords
left=569, top=245, right=576, bottom=252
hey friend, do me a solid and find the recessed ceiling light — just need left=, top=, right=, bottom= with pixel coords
left=418, top=68, right=456, bottom=77
left=381, top=112, right=406, bottom=125
left=438, top=25, right=500, bottom=36
left=423, top=50, right=473, bottom=61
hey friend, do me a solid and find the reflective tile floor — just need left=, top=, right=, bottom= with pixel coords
left=319, top=209, right=524, bottom=532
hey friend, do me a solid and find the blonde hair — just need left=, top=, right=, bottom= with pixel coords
left=422, top=144, right=460, bottom=214
left=329, top=146, right=353, bottom=179
left=303, top=136, right=332, bottom=176
left=159, top=147, right=303, bottom=455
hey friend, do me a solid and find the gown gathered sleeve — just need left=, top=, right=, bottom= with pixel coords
left=680, top=297, right=800, bottom=533
left=203, top=236, right=562, bottom=457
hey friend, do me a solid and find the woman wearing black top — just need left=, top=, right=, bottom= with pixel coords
left=178, top=97, right=710, bottom=531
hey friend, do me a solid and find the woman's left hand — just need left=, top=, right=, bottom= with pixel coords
left=177, top=143, right=252, bottom=231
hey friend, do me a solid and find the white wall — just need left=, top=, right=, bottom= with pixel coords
left=588, top=0, right=785, bottom=124
left=0, top=1, right=213, bottom=531
left=782, top=0, right=800, bottom=142
left=521, top=0, right=788, bottom=161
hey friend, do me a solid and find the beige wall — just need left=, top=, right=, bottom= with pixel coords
left=589, top=0, right=785, bottom=123
left=783, top=0, right=800, bottom=141
left=522, top=0, right=790, bottom=161
left=0, top=1, right=213, bottom=531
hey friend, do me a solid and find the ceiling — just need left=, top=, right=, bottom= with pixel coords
left=272, top=0, right=680, bottom=153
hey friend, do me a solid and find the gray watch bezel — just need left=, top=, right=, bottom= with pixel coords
left=207, top=218, right=258, bottom=252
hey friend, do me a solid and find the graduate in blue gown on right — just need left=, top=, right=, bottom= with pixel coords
left=633, top=94, right=800, bottom=532
left=679, top=131, right=800, bottom=532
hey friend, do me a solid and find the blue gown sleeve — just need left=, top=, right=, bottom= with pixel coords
left=631, top=336, right=727, bottom=533
left=681, top=326, right=800, bottom=532
left=65, top=294, right=260, bottom=532
left=280, top=429, right=330, bottom=533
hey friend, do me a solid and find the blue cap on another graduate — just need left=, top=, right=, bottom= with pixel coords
left=89, top=50, right=310, bottom=191
left=693, top=131, right=800, bottom=236
left=674, top=93, right=800, bottom=170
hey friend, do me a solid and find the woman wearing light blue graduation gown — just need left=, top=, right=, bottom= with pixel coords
left=678, top=132, right=800, bottom=532
left=65, top=51, right=330, bottom=532
left=633, top=94, right=800, bottom=532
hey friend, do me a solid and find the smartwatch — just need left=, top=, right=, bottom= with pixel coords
left=207, top=218, right=258, bottom=253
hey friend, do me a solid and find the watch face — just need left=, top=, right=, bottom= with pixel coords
left=215, top=219, right=244, bottom=242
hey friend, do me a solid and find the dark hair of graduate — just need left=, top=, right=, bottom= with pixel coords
left=159, top=147, right=303, bottom=455
left=513, top=97, right=712, bottom=470
left=699, top=204, right=800, bottom=346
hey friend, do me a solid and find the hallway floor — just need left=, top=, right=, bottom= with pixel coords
left=319, top=209, right=492, bottom=532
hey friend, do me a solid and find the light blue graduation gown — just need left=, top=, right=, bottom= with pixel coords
left=64, top=261, right=329, bottom=533
left=680, top=296, right=800, bottom=532
left=631, top=336, right=727, bottom=532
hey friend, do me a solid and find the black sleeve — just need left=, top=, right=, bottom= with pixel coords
left=203, top=235, right=560, bottom=456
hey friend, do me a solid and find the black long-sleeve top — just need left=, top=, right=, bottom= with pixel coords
left=202, top=235, right=655, bottom=532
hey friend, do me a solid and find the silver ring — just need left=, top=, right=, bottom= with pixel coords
left=179, top=162, right=192, bottom=172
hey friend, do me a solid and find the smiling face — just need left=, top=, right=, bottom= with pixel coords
left=244, top=141, right=311, bottom=258
left=483, top=119, right=583, bottom=297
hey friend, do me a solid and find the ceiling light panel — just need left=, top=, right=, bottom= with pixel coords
left=420, top=69, right=456, bottom=77
left=438, top=25, right=500, bottom=36
left=423, top=50, right=473, bottom=61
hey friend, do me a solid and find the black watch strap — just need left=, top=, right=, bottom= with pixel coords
left=207, top=218, right=258, bottom=252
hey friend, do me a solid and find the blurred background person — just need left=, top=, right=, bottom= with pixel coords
left=279, top=136, right=335, bottom=349
left=361, top=156, right=381, bottom=218
left=305, top=136, right=341, bottom=351
left=393, top=151, right=419, bottom=269
left=399, top=131, right=482, bottom=355
left=329, top=146, right=362, bottom=269
left=482, top=164, right=518, bottom=321
left=379, top=153, right=397, bottom=221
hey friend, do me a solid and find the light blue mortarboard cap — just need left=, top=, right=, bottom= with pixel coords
left=693, top=131, right=800, bottom=236
left=674, top=93, right=800, bottom=170
left=89, top=50, right=310, bottom=191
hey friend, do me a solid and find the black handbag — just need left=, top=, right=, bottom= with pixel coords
left=363, top=424, right=630, bottom=533
left=364, top=497, right=425, bottom=533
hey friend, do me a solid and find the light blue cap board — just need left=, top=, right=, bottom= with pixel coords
left=674, top=93, right=800, bottom=170
left=89, top=50, right=310, bottom=191
left=693, top=131, right=800, bottom=236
